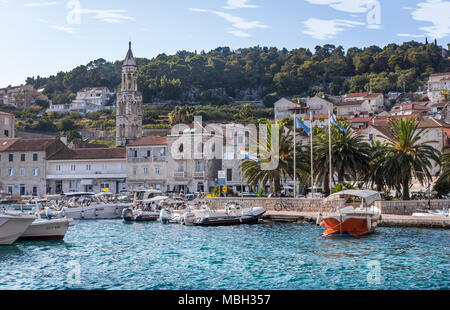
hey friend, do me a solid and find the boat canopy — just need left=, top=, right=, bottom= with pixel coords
left=326, top=190, right=381, bottom=205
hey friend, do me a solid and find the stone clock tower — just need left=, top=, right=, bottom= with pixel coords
left=116, top=42, right=143, bottom=147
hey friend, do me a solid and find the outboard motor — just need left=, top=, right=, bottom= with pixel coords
left=122, top=208, right=134, bottom=222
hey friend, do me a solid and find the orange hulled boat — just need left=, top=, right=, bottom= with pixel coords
left=318, top=190, right=382, bottom=237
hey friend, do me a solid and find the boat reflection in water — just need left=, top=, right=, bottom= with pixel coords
left=318, top=190, right=382, bottom=237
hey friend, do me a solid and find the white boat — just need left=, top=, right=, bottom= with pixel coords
left=159, top=202, right=266, bottom=226
left=122, top=196, right=168, bottom=222
left=412, top=209, right=449, bottom=218
left=0, top=212, right=36, bottom=245
left=191, top=203, right=266, bottom=226
left=19, top=218, right=71, bottom=241
left=61, top=192, right=130, bottom=220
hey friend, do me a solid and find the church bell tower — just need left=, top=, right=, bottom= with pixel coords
left=116, top=42, right=143, bottom=147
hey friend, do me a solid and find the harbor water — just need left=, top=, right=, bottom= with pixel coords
left=0, top=220, right=448, bottom=290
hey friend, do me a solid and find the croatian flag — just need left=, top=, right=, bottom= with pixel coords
left=330, top=114, right=346, bottom=133
left=240, top=149, right=259, bottom=162
left=296, top=118, right=311, bottom=135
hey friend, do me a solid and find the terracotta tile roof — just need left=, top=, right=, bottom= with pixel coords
left=364, top=93, right=383, bottom=99
left=347, top=117, right=374, bottom=123
left=0, top=138, right=19, bottom=152
left=430, top=72, right=450, bottom=77
left=4, top=138, right=61, bottom=152
left=48, top=148, right=126, bottom=160
left=304, top=114, right=329, bottom=121
left=392, top=103, right=431, bottom=111
left=346, top=92, right=369, bottom=98
left=128, top=136, right=168, bottom=147
left=370, top=125, right=395, bottom=140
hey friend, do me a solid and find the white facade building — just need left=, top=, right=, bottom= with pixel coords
left=428, top=73, right=450, bottom=104
left=46, top=148, right=127, bottom=194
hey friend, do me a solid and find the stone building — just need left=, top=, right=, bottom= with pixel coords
left=0, top=111, right=15, bottom=138
left=126, top=136, right=168, bottom=191
left=116, top=42, right=143, bottom=147
left=166, top=122, right=223, bottom=193
left=428, top=72, right=450, bottom=103
left=0, top=138, right=66, bottom=196
left=0, top=85, right=49, bottom=109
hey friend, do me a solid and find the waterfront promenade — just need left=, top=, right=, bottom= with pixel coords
left=263, top=211, right=450, bottom=229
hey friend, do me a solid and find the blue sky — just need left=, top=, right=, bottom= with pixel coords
left=0, top=0, right=449, bottom=88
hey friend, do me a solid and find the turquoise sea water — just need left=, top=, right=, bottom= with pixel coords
left=0, top=219, right=448, bottom=290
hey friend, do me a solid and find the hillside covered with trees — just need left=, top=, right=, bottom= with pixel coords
left=24, top=41, right=449, bottom=108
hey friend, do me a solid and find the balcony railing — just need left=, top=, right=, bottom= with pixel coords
left=193, top=171, right=205, bottom=179
left=128, top=156, right=167, bottom=163
left=174, top=171, right=186, bottom=178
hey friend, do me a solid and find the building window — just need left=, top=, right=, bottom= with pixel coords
left=69, top=180, right=78, bottom=191
left=144, top=167, right=149, bottom=175
left=20, top=168, right=25, bottom=177
left=86, top=164, right=92, bottom=171
left=71, top=165, right=76, bottom=171
left=132, top=167, right=137, bottom=175
left=21, top=154, right=25, bottom=161
left=8, top=154, right=13, bottom=162
left=155, top=167, right=160, bottom=175
left=7, top=168, right=14, bottom=176
left=56, top=165, right=61, bottom=171
left=227, top=169, right=233, bottom=182
left=100, top=183, right=110, bottom=191
left=33, top=153, right=38, bottom=161
left=32, top=168, right=39, bottom=176
left=4, top=130, right=8, bottom=137
left=32, top=187, right=38, bottom=196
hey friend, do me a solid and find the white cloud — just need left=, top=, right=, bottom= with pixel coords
left=212, top=11, right=268, bottom=30
left=227, top=29, right=251, bottom=37
left=24, top=2, right=57, bottom=7
left=397, top=33, right=425, bottom=38
left=409, top=0, right=450, bottom=39
left=0, top=0, right=9, bottom=4
left=79, top=9, right=134, bottom=23
left=303, top=18, right=364, bottom=40
left=222, top=0, right=259, bottom=10
left=49, top=25, right=77, bottom=34
left=188, top=8, right=208, bottom=13
left=305, top=0, right=372, bottom=13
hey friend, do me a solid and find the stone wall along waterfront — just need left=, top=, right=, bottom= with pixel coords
left=204, top=198, right=450, bottom=215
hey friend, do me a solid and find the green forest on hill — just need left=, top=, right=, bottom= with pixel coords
left=25, top=41, right=449, bottom=107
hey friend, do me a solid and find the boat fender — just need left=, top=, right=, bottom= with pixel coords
left=316, top=214, right=322, bottom=226
left=367, top=217, right=371, bottom=230
left=115, top=207, right=119, bottom=215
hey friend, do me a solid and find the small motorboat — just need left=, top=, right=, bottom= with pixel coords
left=19, top=218, right=71, bottom=241
left=190, top=202, right=266, bottom=226
left=18, top=201, right=72, bottom=241
left=412, top=209, right=449, bottom=218
left=0, top=211, right=36, bottom=245
left=61, top=192, right=131, bottom=220
left=319, top=190, right=382, bottom=237
left=122, top=194, right=168, bottom=222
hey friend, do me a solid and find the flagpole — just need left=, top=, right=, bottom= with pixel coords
left=328, top=109, right=333, bottom=196
left=310, top=111, right=314, bottom=198
left=293, top=111, right=297, bottom=198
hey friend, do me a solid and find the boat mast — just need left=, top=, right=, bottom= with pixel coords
left=328, top=109, right=333, bottom=196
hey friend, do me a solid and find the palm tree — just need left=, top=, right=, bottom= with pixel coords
left=168, top=106, right=192, bottom=125
left=240, top=120, right=304, bottom=194
left=314, top=123, right=371, bottom=196
left=383, top=117, right=441, bottom=200
left=366, top=141, right=390, bottom=192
